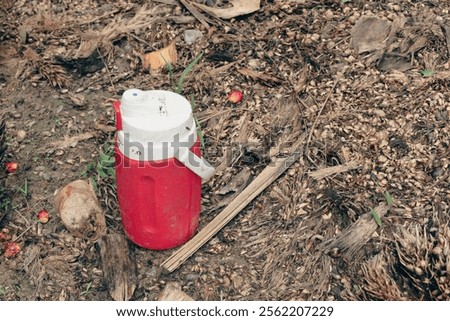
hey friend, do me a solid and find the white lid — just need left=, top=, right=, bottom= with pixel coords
left=117, top=89, right=196, bottom=161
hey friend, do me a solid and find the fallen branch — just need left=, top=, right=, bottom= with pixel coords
left=161, top=134, right=306, bottom=273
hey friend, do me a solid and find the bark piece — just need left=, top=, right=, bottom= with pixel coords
left=98, top=234, right=137, bottom=301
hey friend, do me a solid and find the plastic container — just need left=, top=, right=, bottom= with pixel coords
left=114, top=89, right=214, bottom=250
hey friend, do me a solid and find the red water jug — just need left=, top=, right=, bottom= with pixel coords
left=114, top=89, right=215, bottom=250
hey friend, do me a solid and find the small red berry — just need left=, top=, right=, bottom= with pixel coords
left=37, top=210, right=50, bottom=224
left=5, top=162, right=18, bottom=173
left=4, top=241, right=20, bottom=258
left=227, top=90, right=243, bottom=104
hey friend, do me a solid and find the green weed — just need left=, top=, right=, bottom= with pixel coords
left=0, top=286, right=7, bottom=296
left=17, top=178, right=28, bottom=198
left=420, top=69, right=434, bottom=77
left=166, top=52, right=203, bottom=94
left=385, top=191, right=393, bottom=206
left=80, top=282, right=93, bottom=296
left=371, top=208, right=382, bottom=227
left=166, top=52, right=206, bottom=148
left=81, top=143, right=115, bottom=192
left=370, top=191, right=394, bottom=227
left=190, top=95, right=205, bottom=149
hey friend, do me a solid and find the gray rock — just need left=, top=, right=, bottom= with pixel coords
left=184, top=29, right=203, bottom=45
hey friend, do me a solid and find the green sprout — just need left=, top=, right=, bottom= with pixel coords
left=420, top=69, right=434, bottom=78
left=371, top=208, right=382, bottom=227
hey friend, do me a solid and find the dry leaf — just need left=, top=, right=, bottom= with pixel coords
left=142, top=42, right=177, bottom=71
left=350, top=16, right=391, bottom=54
left=193, top=0, right=260, bottom=19
left=49, top=132, right=95, bottom=149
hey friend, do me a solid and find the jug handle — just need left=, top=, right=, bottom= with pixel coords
left=113, top=100, right=122, bottom=131
left=175, top=148, right=215, bottom=181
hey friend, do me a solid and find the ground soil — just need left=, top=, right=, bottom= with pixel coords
left=1, top=0, right=449, bottom=301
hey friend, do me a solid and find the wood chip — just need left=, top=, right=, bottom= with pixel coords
left=157, top=282, right=194, bottom=301
left=142, top=42, right=177, bottom=71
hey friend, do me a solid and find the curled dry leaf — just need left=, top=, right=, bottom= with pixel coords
left=193, top=0, right=260, bottom=19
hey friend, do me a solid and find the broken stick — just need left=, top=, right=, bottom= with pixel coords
left=161, top=135, right=305, bottom=273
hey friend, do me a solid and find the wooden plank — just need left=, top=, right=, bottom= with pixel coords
left=161, top=135, right=305, bottom=273
left=98, top=233, right=137, bottom=301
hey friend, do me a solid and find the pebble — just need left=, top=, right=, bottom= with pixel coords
left=184, top=29, right=203, bottom=45
left=39, top=172, right=51, bottom=181
left=16, top=130, right=27, bottom=142
left=324, top=9, right=334, bottom=19
left=12, top=112, right=22, bottom=119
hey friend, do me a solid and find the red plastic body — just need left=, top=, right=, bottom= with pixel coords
left=114, top=140, right=202, bottom=250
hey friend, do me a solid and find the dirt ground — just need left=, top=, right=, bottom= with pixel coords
left=1, top=0, right=450, bottom=301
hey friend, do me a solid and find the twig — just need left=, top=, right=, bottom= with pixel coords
left=179, top=0, right=213, bottom=29
left=96, top=47, right=115, bottom=92
left=12, top=224, right=35, bottom=242
left=305, top=80, right=338, bottom=167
